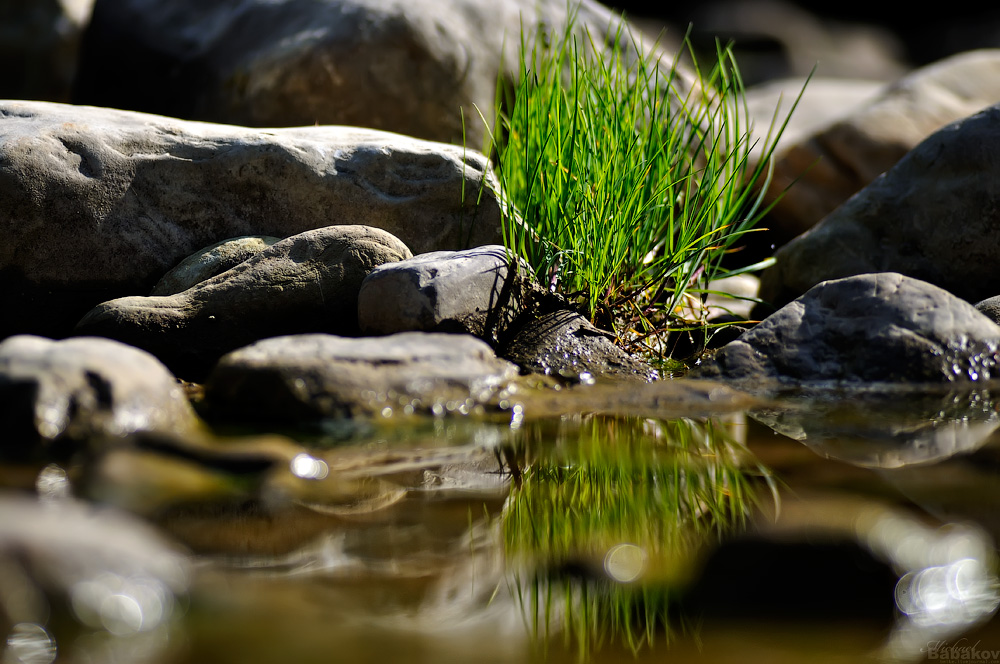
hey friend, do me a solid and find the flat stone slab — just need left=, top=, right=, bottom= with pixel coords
left=0, top=100, right=502, bottom=338
left=204, top=332, right=521, bottom=421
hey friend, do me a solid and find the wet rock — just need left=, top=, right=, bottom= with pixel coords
left=0, top=495, right=188, bottom=636
left=762, top=50, right=1000, bottom=241
left=75, top=225, right=411, bottom=379
left=975, top=295, right=1000, bottom=326
left=758, top=103, right=1000, bottom=313
left=358, top=245, right=533, bottom=345
left=204, top=332, right=520, bottom=421
left=0, top=100, right=502, bottom=339
left=0, top=335, right=200, bottom=458
left=0, top=0, right=95, bottom=102
left=500, top=310, right=657, bottom=382
left=699, top=273, right=1000, bottom=384
left=73, top=0, right=664, bottom=147
left=151, top=235, right=281, bottom=296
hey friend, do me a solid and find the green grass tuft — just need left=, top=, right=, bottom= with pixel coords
left=480, top=6, right=804, bottom=358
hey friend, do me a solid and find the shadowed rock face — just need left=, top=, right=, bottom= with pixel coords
left=757, top=50, right=1000, bottom=240
left=74, top=225, right=413, bottom=380
left=501, top=309, right=659, bottom=382
left=757, top=103, right=1000, bottom=315
left=699, top=273, right=1000, bottom=384
left=72, top=0, right=663, bottom=147
left=0, top=100, right=501, bottom=339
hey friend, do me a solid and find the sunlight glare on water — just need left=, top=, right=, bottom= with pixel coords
left=3, top=623, right=56, bottom=664
left=603, top=544, right=647, bottom=583
left=290, top=453, right=329, bottom=480
left=69, top=573, right=173, bottom=636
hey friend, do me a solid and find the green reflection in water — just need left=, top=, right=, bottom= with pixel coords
left=501, top=415, right=775, bottom=657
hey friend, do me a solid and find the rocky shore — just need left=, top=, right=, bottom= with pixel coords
left=5, top=0, right=1000, bottom=446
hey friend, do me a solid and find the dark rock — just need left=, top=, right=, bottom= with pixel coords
left=0, top=100, right=501, bottom=339
left=75, top=225, right=412, bottom=379
left=0, top=0, right=94, bottom=102
left=758, top=103, right=1000, bottom=314
left=975, top=295, right=1000, bottom=326
left=204, top=332, right=520, bottom=421
left=699, top=273, right=1000, bottom=383
left=501, top=309, right=657, bottom=382
left=0, top=335, right=200, bottom=458
left=759, top=50, right=1000, bottom=243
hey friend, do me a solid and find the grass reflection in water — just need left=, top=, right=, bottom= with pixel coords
left=500, top=414, right=775, bottom=657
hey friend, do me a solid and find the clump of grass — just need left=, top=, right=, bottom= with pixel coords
left=482, top=8, right=802, bottom=357
left=501, top=415, right=776, bottom=657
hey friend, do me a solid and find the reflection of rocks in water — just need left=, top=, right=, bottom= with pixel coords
left=77, top=429, right=508, bottom=556
left=877, top=437, right=1000, bottom=546
left=0, top=495, right=188, bottom=663
left=748, top=387, right=1000, bottom=468
left=683, top=494, right=1000, bottom=661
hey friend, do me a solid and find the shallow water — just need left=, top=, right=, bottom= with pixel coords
left=6, top=380, right=1000, bottom=664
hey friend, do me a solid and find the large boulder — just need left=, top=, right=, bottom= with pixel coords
left=762, top=49, right=1000, bottom=240
left=72, top=0, right=660, bottom=148
left=698, top=273, right=1000, bottom=384
left=0, top=335, right=200, bottom=457
left=204, top=332, right=521, bottom=421
left=0, top=100, right=502, bottom=339
left=758, top=103, right=1000, bottom=313
left=75, top=225, right=411, bottom=379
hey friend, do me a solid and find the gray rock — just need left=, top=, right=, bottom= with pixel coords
left=0, top=335, right=199, bottom=456
left=975, top=295, right=1000, bottom=326
left=75, top=225, right=411, bottom=379
left=72, top=0, right=667, bottom=148
left=501, top=310, right=657, bottom=382
left=0, top=0, right=94, bottom=102
left=204, top=332, right=521, bottom=421
left=0, top=496, right=188, bottom=635
left=758, top=103, right=1000, bottom=313
left=699, top=273, right=1000, bottom=383
left=358, top=245, right=532, bottom=344
left=687, top=0, right=908, bottom=85
left=761, top=50, right=1000, bottom=241
left=0, top=100, right=502, bottom=339
left=152, top=235, right=281, bottom=296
